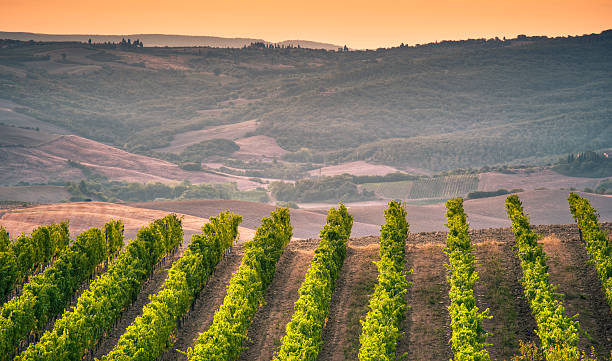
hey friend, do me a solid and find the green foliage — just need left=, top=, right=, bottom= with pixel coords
left=444, top=198, right=491, bottom=361
left=276, top=201, right=300, bottom=209
left=358, top=201, right=410, bottom=361
left=15, top=215, right=181, bottom=361
left=270, top=175, right=375, bottom=203
left=0, top=227, right=9, bottom=252
left=101, top=211, right=242, bottom=361
left=273, top=204, right=352, bottom=360
left=350, top=173, right=420, bottom=185
left=505, top=195, right=581, bottom=360
left=594, top=179, right=612, bottom=195
left=218, top=159, right=316, bottom=180
left=187, top=208, right=292, bottom=361
left=466, top=188, right=523, bottom=200
left=104, top=220, right=124, bottom=259
left=66, top=179, right=269, bottom=203
left=179, top=138, right=240, bottom=162
left=179, top=162, right=203, bottom=171
left=3, top=34, right=610, bottom=171
left=554, top=152, right=612, bottom=178
left=0, top=221, right=70, bottom=303
left=568, top=193, right=612, bottom=310
left=0, top=220, right=123, bottom=361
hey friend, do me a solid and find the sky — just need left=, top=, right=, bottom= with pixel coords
left=1, top=0, right=611, bottom=49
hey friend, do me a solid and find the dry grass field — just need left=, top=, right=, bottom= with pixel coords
left=0, top=201, right=255, bottom=242
left=0, top=126, right=260, bottom=189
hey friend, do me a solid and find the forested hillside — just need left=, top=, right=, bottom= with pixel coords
left=1, top=31, right=611, bottom=171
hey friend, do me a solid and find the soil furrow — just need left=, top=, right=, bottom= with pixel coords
left=473, top=239, right=538, bottom=360
left=238, top=244, right=315, bottom=361
left=539, top=227, right=612, bottom=360
left=317, top=243, right=380, bottom=361
left=159, top=245, right=245, bottom=361
left=398, top=242, right=452, bottom=361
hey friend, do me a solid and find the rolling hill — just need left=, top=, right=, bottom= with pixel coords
left=0, top=125, right=260, bottom=188
left=1, top=31, right=610, bottom=173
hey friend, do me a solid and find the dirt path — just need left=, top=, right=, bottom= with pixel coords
left=317, top=242, right=380, bottom=361
left=89, top=249, right=183, bottom=360
left=398, top=242, right=452, bottom=361
left=473, top=240, right=538, bottom=360
left=238, top=242, right=315, bottom=361
left=160, top=245, right=245, bottom=361
left=540, top=230, right=612, bottom=360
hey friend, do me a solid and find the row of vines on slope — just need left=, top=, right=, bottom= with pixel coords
left=273, top=204, right=353, bottom=361
left=16, top=214, right=182, bottom=361
left=445, top=198, right=491, bottom=361
left=101, top=211, right=242, bottom=361
left=186, top=208, right=293, bottom=361
left=568, top=193, right=612, bottom=310
left=0, top=220, right=123, bottom=361
left=0, top=222, right=70, bottom=303
left=505, top=195, right=581, bottom=360
left=358, top=200, right=410, bottom=361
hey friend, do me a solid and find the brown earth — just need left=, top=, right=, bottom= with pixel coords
left=0, top=126, right=259, bottom=189
left=478, top=170, right=608, bottom=193
left=0, top=201, right=255, bottom=242
left=473, top=239, right=538, bottom=360
left=238, top=240, right=316, bottom=361
left=399, top=241, right=452, bottom=361
left=308, top=161, right=399, bottom=177
left=322, top=190, right=612, bottom=233
left=160, top=244, right=245, bottom=360
left=234, top=135, right=288, bottom=159
left=318, top=243, right=380, bottom=361
left=0, top=185, right=70, bottom=204
left=539, top=232, right=612, bottom=360
left=129, top=199, right=381, bottom=239
left=156, top=119, right=257, bottom=154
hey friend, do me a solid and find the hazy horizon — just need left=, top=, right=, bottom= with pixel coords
left=2, top=0, right=611, bottom=49
left=1, top=27, right=612, bottom=49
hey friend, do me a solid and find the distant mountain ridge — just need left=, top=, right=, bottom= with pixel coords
left=0, top=31, right=342, bottom=50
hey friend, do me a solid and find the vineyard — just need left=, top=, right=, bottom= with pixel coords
left=1, top=194, right=611, bottom=360
left=361, top=174, right=479, bottom=201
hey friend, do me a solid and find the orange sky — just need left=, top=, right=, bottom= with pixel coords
left=1, top=0, right=611, bottom=49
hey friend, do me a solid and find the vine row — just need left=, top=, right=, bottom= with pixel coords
left=568, top=192, right=612, bottom=309
left=16, top=214, right=182, bottom=361
left=101, top=211, right=242, bottom=361
left=506, top=195, right=580, bottom=360
left=186, top=208, right=292, bottom=361
left=444, top=198, right=490, bottom=361
left=0, top=220, right=123, bottom=361
left=273, top=204, right=353, bottom=361
left=358, top=200, right=410, bottom=361
left=0, top=222, right=70, bottom=303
